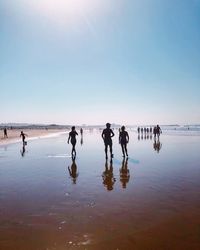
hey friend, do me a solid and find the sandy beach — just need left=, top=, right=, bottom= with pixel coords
left=0, top=129, right=67, bottom=146
left=0, top=129, right=199, bottom=250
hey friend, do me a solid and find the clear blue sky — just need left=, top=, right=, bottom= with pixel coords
left=0, top=0, right=200, bottom=125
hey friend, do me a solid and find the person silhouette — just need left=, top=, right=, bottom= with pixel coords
left=68, top=156, right=79, bottom=184
left=156, top=125, right=162, bottom=138
left=119, top=157, right=130, bottom=188
left=102, top=159, right=116, bottom=191
left=4, top=128, right=8, bottom=138
left=137, top=127, right=140, bottom=134
left=102, top=123, right=115, bottom=159
left=20, top=131, right=28, bottom=145
left=119, top=126, right=129, bottom=157
left=68, top=126, right=78, bottom=157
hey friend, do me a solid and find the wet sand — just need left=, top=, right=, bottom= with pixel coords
left=0, top=130, right=199, bottom=250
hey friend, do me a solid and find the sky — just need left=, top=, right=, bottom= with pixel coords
left=0, top=0, right=200, bottom=125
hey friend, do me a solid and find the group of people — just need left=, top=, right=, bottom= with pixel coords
left=68, top=123, right=130, bottom=159
left=68, top=123, right=162, bottom=159
left=137, top=125, right=162, bottom=138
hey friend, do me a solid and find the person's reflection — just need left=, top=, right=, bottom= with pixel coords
left=119, top=157, right=130, bottom=189
left=68, top=156, right=79, bottom=184
left=153, top=137, right=162, bottom=153
left=80, top=135, right=83, bottom=146
left=138, top=134, right=140, bottom=141
left=102, top=159, right=116, bottom=191
left=20, top=145, right=26, bottom=157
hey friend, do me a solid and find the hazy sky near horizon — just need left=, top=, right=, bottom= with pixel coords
left=0, top=0, right=200, bottom=125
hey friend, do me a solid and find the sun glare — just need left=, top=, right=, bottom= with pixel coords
left=28, top=0, right=103, bottom=24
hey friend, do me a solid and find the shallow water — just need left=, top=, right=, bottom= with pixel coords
left=0, top=130, right=200, bottom=250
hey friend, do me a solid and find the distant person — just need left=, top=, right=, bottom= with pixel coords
left=102, top=123, right=115, bottom=159
left=146, top=127, right=149, bottom=134
left=119, top=126, right=129, bottom=157
left=68, top=126, right=78, bottom=157
left=156, top=125, right=162, bottom=138
left=20, top=131, right=28, bottom=145
left=137, top=127, right=140, bottom=134
left=4, top=128, right=8, bottom=138
left=68, top=156, right=79, bottom=184
left=119, top=157, right=130, bottom=188
left=150, top=127, right=152, bottom=134
left=141, top=127, right=143, bottom=134
left=144, top=127, right=146, bottom=134
left=102, top=159, right=116, bottom=191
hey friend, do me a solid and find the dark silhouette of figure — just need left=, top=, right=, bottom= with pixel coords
left=137, top=127, right=140, bottom=134
left=68, top=156, right=78, bottom=184
left=156, top=125, right=162, bottom=138
left=20, top=145, right=26, bottom=157
left=153, top=137, right=162, bottom=153
left=141, top=127, right=143, bottom=134
left=119, top=157, right=130, bottom=189
left=119, top=126, right=129, bottom=157
left=150, top=127, right=152, bottom=134
left=20, top=131, right=28, bottom=145
left=102, top=123, right=115, bottom=159
left=146, top=127, right=149, bottom=134
left=102, top=159, right=116, bottom=191
left=68, top=126, right=78, bottom=157
left=138, top=134, right=140, bottom=140
left=4, top=128, right=8, bottom=138
left=144, top=127, right=147, bottom=134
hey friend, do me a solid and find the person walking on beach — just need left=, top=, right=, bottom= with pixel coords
left=20, top=131, right=28, bottom=145
left=68, top=126, right=78, bottom=157
left=4, top=128, right=8, bottom=138
left=119, top=126, right=129, bottom=157
left=102, top=123, right=115, bottom=159
left=156, top=125, right=162, bottom=138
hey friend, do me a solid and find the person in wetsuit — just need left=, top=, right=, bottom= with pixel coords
left=68, top=126, right=78, bottom=157
left=102, top=123, right=115, bottom=159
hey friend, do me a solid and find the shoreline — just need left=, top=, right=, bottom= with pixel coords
left=0, top=129, right=67, bottom=146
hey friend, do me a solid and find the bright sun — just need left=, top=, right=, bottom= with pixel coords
left=28, top=0, right=103, bottom=23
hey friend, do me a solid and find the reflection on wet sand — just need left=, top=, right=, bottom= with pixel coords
left=80, top=135, right=83, bottom=146
left=153, top=137, right=162, bottom=153
left=68, top=156, right=79, bottom=184
left=119, top=157, right=130, bottom=188
left=20, top=144, right=26, bottom=157
left=0, top=131, right=200, bottom=250
left=102, top=159, right=116, bottom=191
